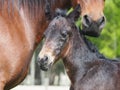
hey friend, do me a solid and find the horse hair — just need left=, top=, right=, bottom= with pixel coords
left=0, top=0, right=71, bottom=18
left=75, top=29, right=105, bottom=59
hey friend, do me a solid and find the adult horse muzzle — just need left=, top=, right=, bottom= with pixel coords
left=82, top=15, right=105, bottom=37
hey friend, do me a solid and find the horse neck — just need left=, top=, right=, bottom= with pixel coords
left=0, top=0, right=71, bottom=49
left=62, top=28, right=98, bottom=84
left=65, top=28, right=98, bottom=62
left=20, top=0, right=71, bottom=46
left=12, top=0, right=71, bottom=48
left=0, top=1, right=38, bottom=50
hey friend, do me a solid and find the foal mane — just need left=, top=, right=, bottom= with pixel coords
left=79, top=30, right=106, bottom=59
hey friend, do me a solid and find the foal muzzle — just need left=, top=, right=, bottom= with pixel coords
left=37, top=54, right=55, bottom=71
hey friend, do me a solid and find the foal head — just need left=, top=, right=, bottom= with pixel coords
left=37, top=5, right=80, bottom=71
left=72, top=0, right=106, bottom=37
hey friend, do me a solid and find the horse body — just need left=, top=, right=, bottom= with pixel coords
left=0, top=2, right=36, bottom=89
left=38, top=6, right=120, bottom=90
left=63, top=28, right=120, bottom=90
left=0, top=0, right=71, bottom=90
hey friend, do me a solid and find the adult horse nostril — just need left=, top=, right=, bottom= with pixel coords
left=98, top=16, right=105, bottom=29
left=83, top=15, right=92, bottom=27
left=98, top=16, right=105, bottom=25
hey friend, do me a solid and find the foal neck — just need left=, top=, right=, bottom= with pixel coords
left=62, top=27, right=98, bottom=84
left=65, top=27, right=98, bottom=62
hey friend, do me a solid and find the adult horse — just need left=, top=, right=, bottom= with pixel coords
left=0, top=0, right=105, bottom=90
left=38, top=6, right=120, bottom=90
left=0, top=0, right=71, bottom=90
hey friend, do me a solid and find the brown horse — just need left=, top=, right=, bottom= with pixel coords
left=38, top=5, right=120, bottom=90
left=0, top=0, right=71, bottom=90
left=0, top=0, right=105, bottom=90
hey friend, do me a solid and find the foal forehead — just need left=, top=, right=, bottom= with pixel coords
left=50, top=16, right=68, bottom=26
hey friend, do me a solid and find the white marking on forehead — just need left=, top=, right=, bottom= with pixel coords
left=19, top=8, right=35, bottom=49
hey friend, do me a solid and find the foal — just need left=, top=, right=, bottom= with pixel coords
left=38, top=6, right=120, bottom=90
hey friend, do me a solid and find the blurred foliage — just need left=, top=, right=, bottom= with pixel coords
left=93, top=0, right=120, bottom=58
left=78, top=0, right=120, bottom=59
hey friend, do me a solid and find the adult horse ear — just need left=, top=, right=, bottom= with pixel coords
left=45, top=0, right=67, bottom=21
left=45, top=0, right=52, bottom=21
left=67, top=4, right=81, bottom=21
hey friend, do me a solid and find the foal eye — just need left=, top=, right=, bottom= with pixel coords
left=60, top=30, right=68, bottom=38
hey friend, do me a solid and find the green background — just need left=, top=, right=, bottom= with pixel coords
left=77, top=0, right=120, bottom=59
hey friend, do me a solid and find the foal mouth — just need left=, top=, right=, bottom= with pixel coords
left=37, top=55, right=54, bottom=71
left=40, top=64, right=49, bottom=71
left=39, top=62, right=53, bottom=71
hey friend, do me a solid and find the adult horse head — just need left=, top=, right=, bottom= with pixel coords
left=72, top=0, right=106, bottom=37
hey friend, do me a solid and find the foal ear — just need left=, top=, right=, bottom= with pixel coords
left=67, top=4, right=81, bottom=21
left=54, top=9, right=67, bottom=17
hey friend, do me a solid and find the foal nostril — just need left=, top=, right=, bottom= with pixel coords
left=37, top=55, right=50, bottom=71
left=44, top=56, right=48, bottom=61
left=37, top=56, right=49, bottom=64
left=83, top=15, right=92, bottom=27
